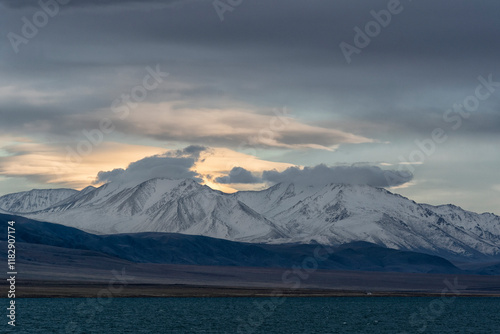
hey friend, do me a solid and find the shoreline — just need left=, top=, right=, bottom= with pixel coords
left=1, top=282, right=499, bottom=298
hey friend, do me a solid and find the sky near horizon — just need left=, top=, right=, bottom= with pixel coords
left=0, top=0, right=499, bottom=214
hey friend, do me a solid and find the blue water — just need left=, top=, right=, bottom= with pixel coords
left=5, top=297, right=500, bottom=333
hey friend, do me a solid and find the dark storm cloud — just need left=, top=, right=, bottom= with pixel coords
left=215, top=167, right=261, bottom=184
left=1, top=0, right=499, bottom=145
left=262, top=164, right=413, bottom=188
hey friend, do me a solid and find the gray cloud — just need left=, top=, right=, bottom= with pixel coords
left=262, top=164, right=413, bottom=188
left=215, top=167, right=261, bottom=184
left=168, top=145, right=207, bottom=159
left=94, top=153, right=201, bottom=185
left=214, top=164, right=413, bottom=187
left=0, top=0, right=180, bottom=8
left=94, top=168, right=125, bottom=184
left=2, top=0, right=499, bottom=144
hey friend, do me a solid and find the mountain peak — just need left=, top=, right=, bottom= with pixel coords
left=0, top=188, right=78, bottom=213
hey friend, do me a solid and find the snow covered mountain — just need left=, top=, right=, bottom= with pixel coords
left=0, top=188, right=78, bottom=213
left=20, top=178, right=284, bottom=241
left=235, top=183, right=500, bottom=260
left=2, top=178, right=499, bottom=260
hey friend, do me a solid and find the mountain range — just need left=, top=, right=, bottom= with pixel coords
left=0, top=213, right=472, bottom=275
left=1, top=178, right=499, bottom=262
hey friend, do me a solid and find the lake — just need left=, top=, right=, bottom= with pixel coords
left=6, top=297, right=499, bottom=333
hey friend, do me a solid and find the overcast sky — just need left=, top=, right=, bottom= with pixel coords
left=0, top=0, right=499, bottom=214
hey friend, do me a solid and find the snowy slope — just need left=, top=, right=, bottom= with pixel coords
left=0, top=188, right=78, bottom=213
left=2, top=179, right=499, bottom=260
left=235, top=183, right=500, bottom=259
left=26, top=178, right=285, bottom=241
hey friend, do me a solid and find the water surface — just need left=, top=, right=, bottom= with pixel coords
left=6, top=297, right=499, bottom=333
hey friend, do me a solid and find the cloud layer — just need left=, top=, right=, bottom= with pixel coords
left=0, top=139, right=166, bottom=188
left=215, top=167, right=261, bottom=184
left=214, top=164, right=413, bottom=188
left=262, top=164, right=412, bottom=188
left=94, top=145, right=206, bottom=185
left=109, top=104, right=372, bottom=150
left=0, top=0, right=176, bottom=8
